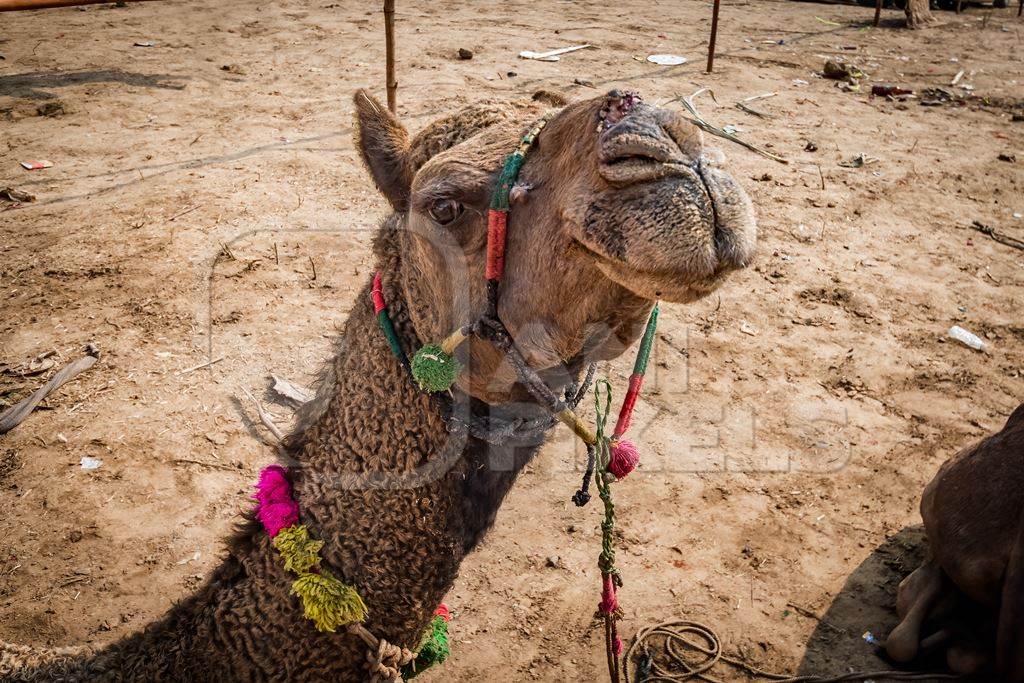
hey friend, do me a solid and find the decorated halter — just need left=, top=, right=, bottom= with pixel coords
left=250, top=107, right=659, bottom=683
left=375, top=110, right=660, bottom=682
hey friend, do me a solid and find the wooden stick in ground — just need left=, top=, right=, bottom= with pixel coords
left=0, top=0, right=155, bottom=10
left=706, top=0, right=721, bottom=73
left=874, top=0, right=883, bottom=26
left=0, top=347, right=99, bottom=434
left=383, top=0, right=397, bottom=113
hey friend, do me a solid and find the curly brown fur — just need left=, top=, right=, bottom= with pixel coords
left=3, top=89, right=756, bottom=681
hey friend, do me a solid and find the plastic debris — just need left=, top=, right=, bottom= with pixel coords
left=20, top=160, right=53, bottom=170
left=822, top=59, right=864, bottom=84
left=862, top=631, right=880, bottom=646
left=80, top=456, right=103, bottom=470
left=792, top=78, right=809, bottom=87
left=646, top=54, right=687, bottom=66
left=948, top=325, right=987, bottom=351
left=871, top=85, right=913, bottom=97
left=518, top=44, right=592, bottom=62
left=134, top=40, right=156, bottom=47
left=739, top=321, right=759, bottom=336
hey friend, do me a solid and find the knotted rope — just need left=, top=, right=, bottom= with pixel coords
left=349, top=623, right=417, bottom=683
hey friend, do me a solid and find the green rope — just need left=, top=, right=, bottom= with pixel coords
left=594, top=380, right=617, bottom=577
left=377, top=310, right=409, bottom=368
left=490, top=151, right=524, bottom=211
left=631, top=303, right=659, bottom=376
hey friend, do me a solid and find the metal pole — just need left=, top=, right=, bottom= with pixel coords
left=383, top=0, right=397, bottom=113
left=706, top=0, right=721, bottom=74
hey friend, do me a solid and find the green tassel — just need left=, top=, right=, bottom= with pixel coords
left=290, top=571, right=368, bottom=632
left=411, top=344, right=460, bottom=392
left=403, top=615, right=451, bottom=678
left=272, top=524, right=324, bottom=574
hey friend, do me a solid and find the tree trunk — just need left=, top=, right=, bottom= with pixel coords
left=905, top=0, right=936, bottom=28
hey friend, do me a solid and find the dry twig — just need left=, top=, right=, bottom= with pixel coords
left=667, top=89, right=789, bottom=164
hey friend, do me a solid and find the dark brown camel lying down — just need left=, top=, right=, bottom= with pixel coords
left=0, top=89, right=756, bottom=681
left=887, top=402, right=1024, bottom=680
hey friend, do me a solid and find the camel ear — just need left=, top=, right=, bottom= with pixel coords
left=353, top=89, right=412, bottom=211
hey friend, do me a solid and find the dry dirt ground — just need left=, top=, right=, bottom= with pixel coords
left=1, top=0, right=1023, bottom=680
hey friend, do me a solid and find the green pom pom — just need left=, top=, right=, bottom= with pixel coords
left=403, top=615, right=451, bottom=678
left=272, top=524, right=324, bottom=574
left=290, top=570, right=367, bottom=632
left=411, top=344, right=460, bottom=392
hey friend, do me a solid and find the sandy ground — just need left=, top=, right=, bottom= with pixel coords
left=1, top=0, right=1023, bottom=680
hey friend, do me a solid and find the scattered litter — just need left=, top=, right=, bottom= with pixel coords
left=0, top=346, right=100, bottom=435
left=871, top=85, right=913, bottom=98
left=838, top=153, right=878, bottom=168
left=804, top=141, right=819, bottom=152
left=920, top=87, right=957, bottom=106
left=271, top=374, right=314, bottom=404
left=456, top=47, right=473, bottom=60
left=518, top=44, right=592, bottom=62
left=722, top=124, right=743, bottom=135
left=862, top=631, right=881, bottom=646
left=997, top=153, right=1016, bottom=163
left=814, top=16, right=842, bottom=26
left=80, top=456, right=103, bottom=470
left=969, top=220, right=1024, bottom=251
left=646, top=54, right=687, bottom=66
left=739, top=321, right=759, bottom=336
left=133, top=40, right=156, bottom=47
left=792, top=78, right=809, bottom=87
left=950, top=69, right=965, bottom=86
left=573, top=77, right=595, bottom=88
left=822, top=59, right=864, bottom=84
left=20, top=160, right=53, bottom=171
left=0, top=187, right=36, bottom=203
left=948, top=325, right=987, bottom=351
left=176, top=551, right=201, bottom=566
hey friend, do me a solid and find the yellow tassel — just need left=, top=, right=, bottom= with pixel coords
left=291, top=571, right=368, bottom=632
left=272, top=524, right=324, bottom=574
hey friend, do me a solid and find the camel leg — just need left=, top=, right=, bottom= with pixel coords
left=996, top=515, right=1024, bottom=681
left=887, top=559, right=945, bottom=662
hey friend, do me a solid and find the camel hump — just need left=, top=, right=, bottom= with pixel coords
left=1, top=641, right=92, bottom=682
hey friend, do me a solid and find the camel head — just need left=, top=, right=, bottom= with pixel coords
left=354, top=89, right=756, bottom=403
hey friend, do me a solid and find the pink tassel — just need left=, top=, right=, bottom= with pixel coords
left=608, top=440, right=639, bottom=480
left=613, top=636, right=623, bottom=657
left=253, top=465, right=298, bottom=537
left=258, top=500, right=299, bottom=538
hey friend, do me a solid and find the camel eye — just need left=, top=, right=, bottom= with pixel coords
left=428, top=199, right=463, bottom=225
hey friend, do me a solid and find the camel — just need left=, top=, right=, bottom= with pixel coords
left=886, top=402, right=1024, bottom=680
left=0, top=88, right=757, bottom=681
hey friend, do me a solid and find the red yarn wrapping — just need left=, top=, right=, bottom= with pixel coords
left=613, top=373, right=644, bottom=438
left=608, top=439, right=639, bottom=480
left=613, top=635, right=623, bottom=657
left=435, top=603, right=451, bottom=622
left=599, top=573, right=618, bottom=615
left=485, top=210, right=508, bottom=281
left=371, top=272, right=386, bottom=315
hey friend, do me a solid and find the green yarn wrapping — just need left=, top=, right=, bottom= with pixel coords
left=290, top=570, right=368, bottom=632
left=490, top=151, right=525, bottom=211
left=272, top=524, right=324, bottom=574
left=377, top=310, right=409, bottom=367
left=411, top=344, right=461, bottom=392
left=631, top=304, right=659, bottom=376
left=402, top=615, right=451, bottom=679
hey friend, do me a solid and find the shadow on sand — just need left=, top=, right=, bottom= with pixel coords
left=795, top=525, right=948, bottom=679
left=0, top=69, right=186, bottom=100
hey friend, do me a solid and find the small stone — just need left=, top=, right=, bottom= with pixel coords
left=68, top=530, right=83, bottom=543
left=456, top=48, right=473, bottom=60
left=545, top=555, right=561, bottom=568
